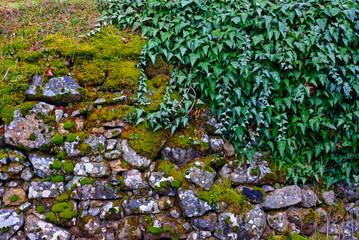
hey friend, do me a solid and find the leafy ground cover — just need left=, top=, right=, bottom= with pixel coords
left=98, top=0, right=359, bottom=187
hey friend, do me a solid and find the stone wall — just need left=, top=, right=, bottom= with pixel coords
left=0, top=75, right=358, bottom=240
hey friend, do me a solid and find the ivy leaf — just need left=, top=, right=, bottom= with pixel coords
left=245, top=149, right=256, bottom=163
left=316, top=18, right=327, bottom=31
left=278, top=140, right=287, bottom=158
left=189, top=53, right=199, bottom=66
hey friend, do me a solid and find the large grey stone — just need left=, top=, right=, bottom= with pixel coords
left=25, top=215, right=71, bottom=240
left=244, top=206, right=267, bottom=240
left=73, top=162, right=109, bottom=177
left=118, top=139, right=151, bottom=169
left=123, top=169, right=148, bottom=190
left=300, top=188, right=321, bottom=208
left=122, top=197, right=159, bottom=215
left=262, top=185, right=302, bottom=210
left=185, top=167, right=216, bottom=190
left=214, top=212, right=243, bottom=240
left=177, top=189, right=211, bottom=217
left=335, top=182, right=359, bottom=202
left=28, top=153, right=55, bottom=178
left=28, top=181, right=65, bottom=199
left=5, top=104, right=55, bottom=149
left=148, top=171, right=176, bottom=196
left=71, top=180, right=119, bottom=200
left=26, top=75, right=81, bottom=105
left=161, top=146, right=201, bottom=166
left=0, top=209, right=24, bottom=239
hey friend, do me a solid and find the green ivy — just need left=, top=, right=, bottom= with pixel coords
left=98, top=0, right=359, bottom=188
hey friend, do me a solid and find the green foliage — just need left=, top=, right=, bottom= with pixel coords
left=99, top=0, right=359, bottom=187
left=52, top=160, right=63, bottom=170
left=148, top=226, right=163, bottom=234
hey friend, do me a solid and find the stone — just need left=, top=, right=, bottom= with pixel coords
left=244, top=206, right=267, bottom=240
left=262, top=185, right=302, bottom=210
left=322, top=190, right=335, bottom=206
left=161, top=146, right=202, bottom=166
left=8, top=150, right=26, bottom=163
left=85, top=134, right=106, bottom=154
left=26, top=75, right=81, bottom=105
left=28, top=181, right=65, bottom=199
left=2, top=188, right=26, bottom=206
left=335, top=182, right=359, bottom=202
left=28, top=153, right=55, bottom=178
left=242, top=187, right=264, bottom=204
left=185, top=167, right=216, bottom=190
left=177, top=189, right=211, bottom=217
left=117, top=216, right=142, bottom=240
left=99, top=201, right=123, bottom=220
left=201, top=109, right=221, bottom=134
left=106, top=139, right=117, bottom=150
left=6, top=163, right=24, bottom=174
left=122, top=197, right=160, bottom=215
left=20, top=168, right=33, bottom=181
left=301, top=188, right=320, bottom=208
left=54, top=109, right=63, bottom=122
left=63, top=141, right=80, bottom=157
left=25, top=215, right=71, bottom=240
left=92, top=127, right=105, bottom=134
left=148, top=172, right=176, bottom=196
left=267, top=212, right=289, bottom=232
left=73, top=162, right=109, bottom=177
left=123, top=169, right=148, bottom=190
left=209, top=138, right=224, bottom=153
left=104, top=128, right=122, bottom=139
left=71, top=180, right=119, bottom=200
left=109, top=159, right=128, bottom=172
left=215, top=212, right=243, bottom=240
left=102, top=119, right=127, bottom=128
left=191, top=213, right=217, bottom=231
left=5, top=104, right=55, bottom=149
left=104, top=150, right=122, bottom=160
left=219, top=152, right=272, bottom=184
left=0, top=209, right=24, bottom=239
left=118, top=140, right=151, bottom=169
left=158, top=196, right=173, bottom=210
left=223, top=142, right=235, bottom=157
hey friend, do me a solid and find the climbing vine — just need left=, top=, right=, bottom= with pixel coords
left=98, top=0, right=359, bottom=188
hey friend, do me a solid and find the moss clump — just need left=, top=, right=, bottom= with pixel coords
left=63, top=121, right=74, bottom=130
left=165, top=125, right=209, bottom=152
left=52, top=133, right=64, bottom=145
left=45, top=211, right=58, bottom=223
left=80, top=178, right=95, bottom=185
left=157, top=160, right=184, bottom=183
left=78, top=143, right=92, bottom=155
left=9, top=194, right=19, bottom=202
left=57, top=152, right=66, bottom=159
left=46, top=200, right=77, bottom=224
left=36, top=205, right=46, bottom=213
left=105, top=60, right=141, bottom=91
left=51, top=175, right=65, bottom=183
left=52, top=160, right=63, bottom=170
left=66, top=133, right=77, bottom=142
left=198, top=178, right=246, bottom=213
left=64, top=161, right=74, bottom=173
left=86, top=105, right=135, bottom=128
left=29, top=133, right=37, bottom=141
left=171, top=180, right=181, bottom=188
left=121, top=121, right=169, bottom=159
left=163, top=225, right=174, bottom=233
left=55, top=194, right=70, bottom=202
left=74, top=59, right=107, bottom=86
left=148, top=226, right=163, bottom=234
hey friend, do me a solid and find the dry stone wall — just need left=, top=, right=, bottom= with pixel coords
left=0, top=75, right=358, bottom=240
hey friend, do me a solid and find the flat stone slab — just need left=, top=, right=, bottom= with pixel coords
left=28, top=181, right=65, bottom=199
left=262, top=185, right=302, bottom=210
left=0, top=209, right=24, bottom=239
left=178, top=189, right=211, bottom=217
left=26, top=75, right=81, bottom=105
left=25, top=215, right=71, bottom=240
left=71, top=180, right=120, bottom=200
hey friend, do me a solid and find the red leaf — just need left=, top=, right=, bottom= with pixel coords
left=45, top=68, right=53, bottom=77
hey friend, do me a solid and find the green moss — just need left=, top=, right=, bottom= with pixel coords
left=105, top=60, right=141, bottom=91
left=78, top=143, right=92, bottom=155
left=74, top=59, right=107, bottom=86
left=16, top=209, right=21, bottom=215
left=1, top=226, right=11, bottom=233
left=165, top=125, right=209, bottom=152
left=55, top=194, right=70, bottom=202
left=45, top=211, right=58, bottom=224
left=163, top=225, right=174, bottom=233
left=63, top=121, right=74, bottom=130
left=87, top=105, right=135, bottom=127
left=64, top=162, right=74, bottom=173
left=148, top=226, right=163, bottom=234
left=80, top=178, right=95, bottom=185
left=121, top=121, right=168, bottom=159
left=52, top=160, right=63, bottom=170
left=19, top=102, right=34, bottom=116
left=58, top=209, right=77, bottom=219
left=66, top=133, right=77, bottom=142
left=157, top=160, right=184, bottom=183
left=52, top=133, right=64, bottom=145
left=171, top=180, right=181, bottom=188
left=9, top=194, right=19, bottom=202
left=198, top=178, right=246, bottom=213
left=95, top=229, right=102, bottom=234
left=29, top=133, right=37, bottom=141
left=57, top=152, right=66, bottom=159
left=51, top=175, right=65, bottom=183
left=36, top=205, right=46, bottom=213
